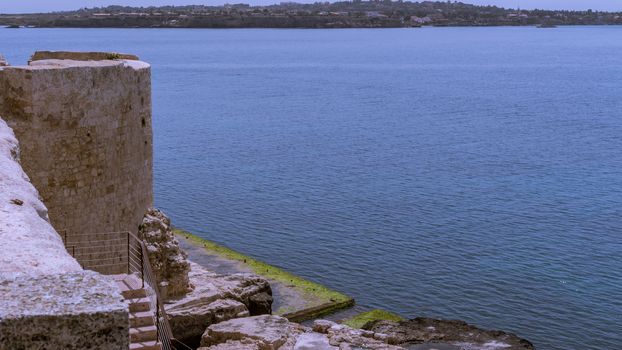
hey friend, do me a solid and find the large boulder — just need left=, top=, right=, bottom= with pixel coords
left=138, top=208, right=192, bottom=299
left=364, top=317, right=535, bottom=350
left=166, top=262, right=272, bottom=348
left=168, top=297, right=249, bottom=349
left=201, top=315, right=306, bottom=350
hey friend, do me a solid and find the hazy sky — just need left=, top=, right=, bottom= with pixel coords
left=1, top=0, right=621, bottom=13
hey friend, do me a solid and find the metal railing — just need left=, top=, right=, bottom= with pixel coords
left=62, top=230, right=179, bottom=350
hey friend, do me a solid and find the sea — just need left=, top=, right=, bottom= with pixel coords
left=2, top=26, right=621, bottom=350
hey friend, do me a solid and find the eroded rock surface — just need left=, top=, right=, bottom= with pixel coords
left=139, top=208, right=192, bottom=299
left=364, top=318, right=535, bottom=350
left=166, top=262, right=272, bottom=347
left=198, top=316, right=402, bottom=350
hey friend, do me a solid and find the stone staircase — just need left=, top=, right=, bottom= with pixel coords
left=114, top=274, right=162, bottom=350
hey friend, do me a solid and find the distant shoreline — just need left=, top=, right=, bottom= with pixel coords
left=3, top=24, right=622, bottom=29
left=2, top=1, right=621, bottom=29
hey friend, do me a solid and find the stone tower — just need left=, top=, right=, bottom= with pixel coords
left=0, top=51, right=153, bottom=238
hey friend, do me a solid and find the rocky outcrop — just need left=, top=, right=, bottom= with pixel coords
left=139, top=208, right=192, bottom=299
left=139, top=210, right=273, bottom=347
left=196, top=314, right=534, bottom=350
left=198, top=316, right=402, bottom=350
left=0, top=55, right=8, bottom=66
left=166, top=262, right=272, bottom=348
left=364, top=318, right=535, bottom=350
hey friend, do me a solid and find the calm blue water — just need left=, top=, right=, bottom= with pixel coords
left=2, top=27, right=622, bottom=350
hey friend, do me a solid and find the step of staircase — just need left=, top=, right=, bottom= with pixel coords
left=129, top=340, right=162, bottom=350
left=114, top=274, right=161, bottom=349
left=130, top=310, right=155, bottom=328
left=123, top=287, right=147, bottom=299
left=128, top=297, right=152, bottom=313
left=130, top=325, right=158, bottom=343
left=114, top=274, right=148, bottom=299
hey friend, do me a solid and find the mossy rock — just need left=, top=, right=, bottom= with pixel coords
left=342, top=309, right=405, bottom=329
left=174, top=229, right=353, bottom=319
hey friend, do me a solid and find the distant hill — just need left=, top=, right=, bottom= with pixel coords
left=1, top=1, right=621, bottom=28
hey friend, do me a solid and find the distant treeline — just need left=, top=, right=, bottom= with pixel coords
left=1, top=1, right=621, bottom=28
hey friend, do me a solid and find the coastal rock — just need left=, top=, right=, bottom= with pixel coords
left=198, top=315, right=401, bottom=350
left=364, top=318, right=535, bottom=350
left=249, top=292, right=274, bottom=315
left=167, top=298, right=249, bottom=348
left=166, top=262, right=272, bottom=347
left=138, top=208, right=192, bottom=299
left=312, top=320, right=403, bottom=350
left=198, top=339, right=261, bottom=350
left=200, top=315, right=307, bottom=349
left=293, top=333, right=336, bottom=350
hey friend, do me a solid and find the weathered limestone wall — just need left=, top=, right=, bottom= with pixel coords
left=0, top=54, right=153, bottom=238
left=0, top=118, right=81, bottom=276
left=0, top=118, right=128, bottom=349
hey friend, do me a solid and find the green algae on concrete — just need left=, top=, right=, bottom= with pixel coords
left=342, top=309, right=405, bottom=329
left=174, top=229, right=354, bottom=321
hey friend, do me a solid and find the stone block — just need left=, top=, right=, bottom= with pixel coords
left=0, top=271, right=129, bottom=350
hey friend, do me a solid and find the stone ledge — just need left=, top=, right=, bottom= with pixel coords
left=0, top=271, right=128, bottom=350
left=0, top=271, right=127, bottom=318
left=0, top=58, right=150, bottom=71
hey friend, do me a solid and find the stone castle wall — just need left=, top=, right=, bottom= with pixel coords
left=0, top=118, right=81, bottom=276
left=0, top=117, right=128, bottom=350
left=0, top=54, right=153, bottom=238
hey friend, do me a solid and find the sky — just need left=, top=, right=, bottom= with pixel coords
left=1, top=0, right=621, bottom=14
